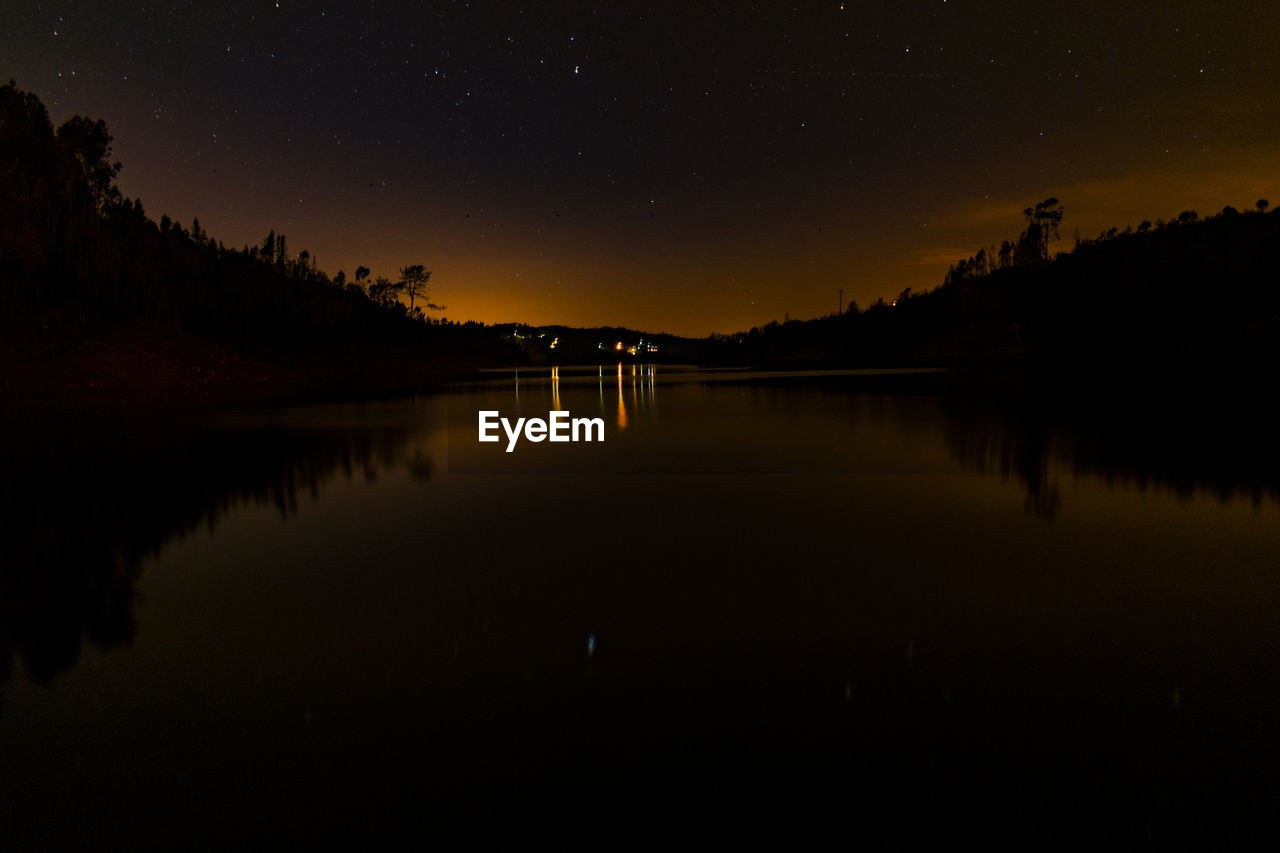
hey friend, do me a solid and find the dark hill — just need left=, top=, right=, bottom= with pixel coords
left=712, top=203, right=1280, bottom=375
left=0, top=81, right=517, bottom=408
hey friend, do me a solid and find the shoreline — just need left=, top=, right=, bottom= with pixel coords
left=5, top=319, right=1278, bottom=418
left=0, top=320, right=502, bottom=416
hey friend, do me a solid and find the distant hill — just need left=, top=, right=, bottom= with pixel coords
left=708, top=200, right=1280, bottom=374
left=6, top=79, right=1277, bottom=406
left=497, top=323, right=703, bottom=364
left=0, top=81, right=517, bottom=407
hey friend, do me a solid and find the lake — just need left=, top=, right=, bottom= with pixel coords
left=3, top=367, right=1279, bottom=847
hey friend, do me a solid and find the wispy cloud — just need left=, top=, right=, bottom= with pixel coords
left=933, top=147, right=1280, bottom=248
left=907, top=247, right=975, bottom=266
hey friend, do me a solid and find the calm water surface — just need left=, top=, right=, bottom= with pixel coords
left=3, top=367, right=1279, bottom=846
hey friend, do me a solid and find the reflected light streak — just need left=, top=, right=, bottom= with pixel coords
left=616, top=363, right=627, bottom=429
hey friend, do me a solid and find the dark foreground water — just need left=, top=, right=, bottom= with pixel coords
left=3, top=367, right=1279, bottom=847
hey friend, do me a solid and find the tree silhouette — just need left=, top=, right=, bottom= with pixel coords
left=398, top=264, right=441, bottom=314
left=367, top=276, right=402, bottom=310
left=55, top=117, right=119, bottom=202
left=998, top=240, right=1014, bottom=269
left=1018, top=198, right=1064, bottom=262
left=0, top=81, right=524, bottom=386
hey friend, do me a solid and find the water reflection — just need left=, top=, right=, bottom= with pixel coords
left=3, top=372, right=1280, bottom=845
left=5, top=372, right=1278, bottom=693
left=942, top=386, right=1280, bottom=516
left=944, top=404, right=1063, bottom=518
left=616, top=364, right=627, bottom=429
left=588, top=362, right=659, bottom=429
left=0, top=413, right=423, bottom=686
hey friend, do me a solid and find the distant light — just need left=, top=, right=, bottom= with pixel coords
left=615, top=341, right=623, bottom=350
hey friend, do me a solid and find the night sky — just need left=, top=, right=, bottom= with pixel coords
left=5, top=1, right=1278, bottom=336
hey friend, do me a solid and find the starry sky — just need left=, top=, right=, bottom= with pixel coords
left=5, top=1, right=1279, bottom=336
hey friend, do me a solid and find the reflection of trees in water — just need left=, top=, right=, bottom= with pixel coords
left=945, top=407, right=1062, bottom=518
left=943, top=391, right=1280, bottom=517
left=0, top=419, right=423, bottom=688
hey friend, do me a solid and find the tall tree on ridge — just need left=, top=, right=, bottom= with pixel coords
left=398, top=264, right=433, bottom=314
